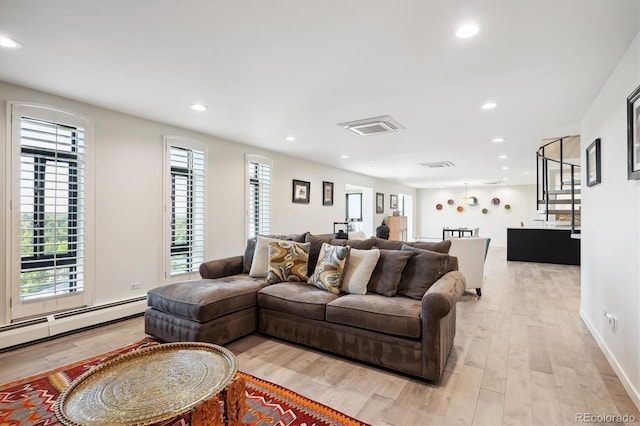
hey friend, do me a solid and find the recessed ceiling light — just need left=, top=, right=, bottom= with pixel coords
left=481, top=102, right=497, bottom=110
left=285, top=136, right=296, bottom=142
left=499, top=155, right=508, bottom=159
left=501, top=166, right=510, bottom=170
left=340, top=155, right=349, bottom=159
left=0, top=35, right=21, bottom=49
left=190, top=104, right=207, bottom=111
left=492, top=137, right=505, bottom=143
left=371, top=165, right=380, bottom=169
left=455, top=24, right=479, bottom=39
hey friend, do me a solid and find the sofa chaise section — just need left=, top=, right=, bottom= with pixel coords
left=145, top=255, right=267, bottom=344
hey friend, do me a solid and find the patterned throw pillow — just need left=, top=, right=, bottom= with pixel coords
left=266, top=241, right=311, bottom=284
left=307, top=243, right=350, bottom=294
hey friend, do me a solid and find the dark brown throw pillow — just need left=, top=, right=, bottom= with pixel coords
left=397, top=245, right=450, bottom=299
left=372, top=238, right=404, bottom=250
left=305, top=234, right=335, bottom=276
left=345, top=238, right=376, bottom=250
left=409, top=240, right=452, bottom=254
left=367, top=249, right=413, bottom=297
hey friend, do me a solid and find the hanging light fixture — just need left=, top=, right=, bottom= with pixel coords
left=459, top=184, right=478, bottom=206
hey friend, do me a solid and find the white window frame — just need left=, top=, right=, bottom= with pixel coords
left=6, top=103, right=94, bottom=322
left=163, top=136, right=206, bottom=282
left=245, top=155, right=272, bottom=240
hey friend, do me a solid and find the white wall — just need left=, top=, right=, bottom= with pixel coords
left=580, top=33, right=640, bottom=408
left=415, top=185, right=538, bottom=247
left=0, top=81, right=414, bottom=325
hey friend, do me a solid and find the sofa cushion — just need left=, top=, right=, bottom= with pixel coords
left=326, top=294, right=421, bottom=339
left=397, top=245, right=451, bottom=300
left=341, top=248, right=380, bottom=295
left=266, top=240, right=311, bottom=284
left=329, top=237, right=376, bottom=250
left=258, top=282, right=340, bottom=320
left=146, top=275, right=265, bottom=322
left=308, top=243, right=350, bottom=294
left=367, top=249, right=413, bottom=296
left=243, top=233, right=308, bottom=273
left=409, top=240, right=452, bottom=254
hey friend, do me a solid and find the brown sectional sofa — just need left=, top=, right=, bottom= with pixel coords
left=145, top=233, right=466, bottom=383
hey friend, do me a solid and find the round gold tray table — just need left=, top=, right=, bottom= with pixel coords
left=55, top=342, right=243, bottom=426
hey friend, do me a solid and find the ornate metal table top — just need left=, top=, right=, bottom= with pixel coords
left=55, top=342, right=238, bottom=426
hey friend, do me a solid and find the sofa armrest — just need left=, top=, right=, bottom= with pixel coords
left=420, top=270, right=466, bottom=382
left=421, top=271, right=465, bottom=322
left=199, top=256, right=244, bottom=279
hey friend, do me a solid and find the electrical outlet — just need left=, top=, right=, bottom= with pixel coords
left=129, top=282, right=141, bottom=290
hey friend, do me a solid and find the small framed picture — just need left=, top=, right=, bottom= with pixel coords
left=292, top=179, right=310, bottom=204
left=627, top=84, right=640, bottom=180
left=586, top=138, right=601, bottom=187
left=390, top=194, right=398, bottom=209
left=322, top=181, right=334, bottom=206
left=376, top=192, right=384, bottom=213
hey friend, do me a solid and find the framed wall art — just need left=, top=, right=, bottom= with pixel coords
left=586, top=138, right=601, bottom=187
left=390, top=194, right=398, bottom=210
left=628, top=84, right=640, bottom=180
left=292, top=179, right=310, bottom=204
left=376, top=192, right=384, bottom=213
left=322, top=181, right=334, bottom=206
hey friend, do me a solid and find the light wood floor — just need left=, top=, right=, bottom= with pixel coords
left=1, top=247, right=639, bottom=425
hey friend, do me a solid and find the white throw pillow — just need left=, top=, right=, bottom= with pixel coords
left=341, top=248, right=380, bottom=295
left=249, top=236, right=282, bottom=278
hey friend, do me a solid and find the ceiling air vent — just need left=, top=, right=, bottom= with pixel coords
left=338, top=115, right=405, bottom=136
left=418, top=161, right=455, bottom=168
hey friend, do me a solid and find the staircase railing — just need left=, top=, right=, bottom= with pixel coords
left=536, top=136, right=581, bottom=234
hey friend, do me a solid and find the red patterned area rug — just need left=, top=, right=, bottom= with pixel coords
left=0, top=338, right=369, bottom=426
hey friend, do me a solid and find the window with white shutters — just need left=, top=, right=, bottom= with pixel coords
left=8, top=104, right=93, bottom=320
left=247, top=155, right=271, bottom=239
left=19, top=117, right=85, bottom=300
left=166, top=139, right=205, bottom=276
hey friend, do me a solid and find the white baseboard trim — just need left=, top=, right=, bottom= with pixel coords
left=579, top=308, right=640, bottom=412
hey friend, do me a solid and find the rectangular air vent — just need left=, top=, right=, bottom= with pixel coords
left=418, top=161, right=455, bottom=168
left=338, top=115, right=405, bottom=136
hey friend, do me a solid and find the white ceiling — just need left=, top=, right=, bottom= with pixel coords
left=1, top=0, right=638, bottom=188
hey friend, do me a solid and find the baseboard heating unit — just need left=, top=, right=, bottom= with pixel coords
left=0, top=296, right=147, bottom=351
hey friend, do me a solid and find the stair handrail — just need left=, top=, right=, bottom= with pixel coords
left=536, top=136, right=581, bottom=234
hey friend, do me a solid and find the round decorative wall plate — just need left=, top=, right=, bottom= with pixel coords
left=456, top=205, right=464, bottom=212
left=482, top=208, right=488, bottom=214
left=491, top=197, right=500, bottom=205
left=447, top=199, right=455, bottom=205
left=504, top=204, right=511, bottom=210
left=436, top=203, right=443, bottom=210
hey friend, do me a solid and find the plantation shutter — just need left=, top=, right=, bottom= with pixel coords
left=247, top=156, right=271, bottom=239
left=18, top=116, right=86, bottom=300
left=168, top=143, right=205, bottom=275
